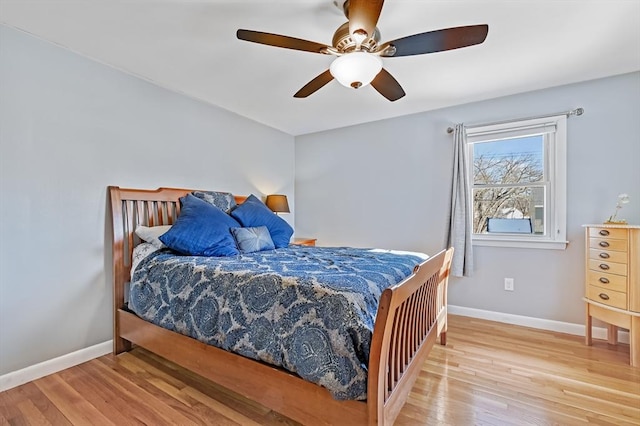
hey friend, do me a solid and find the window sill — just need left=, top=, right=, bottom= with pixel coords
left=472, top=237, right=568, bottom=250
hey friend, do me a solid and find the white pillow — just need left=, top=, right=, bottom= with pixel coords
left=135, top=225, right=172, bottom=249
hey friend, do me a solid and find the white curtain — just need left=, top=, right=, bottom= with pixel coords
left=447, top=124, right=474, bottom=277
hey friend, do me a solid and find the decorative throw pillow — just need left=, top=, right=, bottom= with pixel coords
left=159, top=194, right=241, bottom=256
left=192, top=190, right=237, bottom=213
left=230, top=226, right=275, bottom=253
left=230, top=194, right=293, bottom=248
left=135, top=225, right=171, bottom=249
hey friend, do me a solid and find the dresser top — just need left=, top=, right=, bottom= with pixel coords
left=583, top=223, right=640, bottom=229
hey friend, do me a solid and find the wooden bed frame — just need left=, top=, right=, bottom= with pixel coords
left=109, top=186, right=453, bottom=425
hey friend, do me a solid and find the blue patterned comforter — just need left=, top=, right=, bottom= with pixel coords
left=129, top=246, right=424, bottom=400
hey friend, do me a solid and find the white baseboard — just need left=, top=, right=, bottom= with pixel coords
left=448, top=305, right=630, bottom=344
left=0, top=340, right=113, bottom=392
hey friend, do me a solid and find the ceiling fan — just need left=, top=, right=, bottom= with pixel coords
left=236, top=0, right=488, bottom=101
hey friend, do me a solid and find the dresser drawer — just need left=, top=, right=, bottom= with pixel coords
left=587, top=285, right=627, bottom=310
left=586, top=270, right=628, bottom=293
left=589, top=237, right=628, bottom=252
left=588, top=248, right=627, bottom=264
left=588, top=227, right=628, bottom=240
left=588, top=259, right=628, bottom=276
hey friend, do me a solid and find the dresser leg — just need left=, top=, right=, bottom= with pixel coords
left=585, top=306, right=593, bottom=346
left=607, top=324, right=618, bottom=345
left=631, top=316, right=639, bottom=367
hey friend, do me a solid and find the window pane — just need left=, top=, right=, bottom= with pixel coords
left=473, top=135, right=544, bottom=185
left=473, top=186, right=545, bottom=234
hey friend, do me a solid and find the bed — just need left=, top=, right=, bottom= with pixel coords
left=110, top=186, right=453, bottom=425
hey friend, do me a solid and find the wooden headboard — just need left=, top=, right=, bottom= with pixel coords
left=108, top=186, right=246, bottom=313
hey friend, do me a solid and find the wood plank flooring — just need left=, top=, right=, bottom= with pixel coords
left=1, top=315, right=639, bottom=425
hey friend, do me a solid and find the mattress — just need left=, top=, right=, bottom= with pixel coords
left=129, top=245, right=426, bottom=400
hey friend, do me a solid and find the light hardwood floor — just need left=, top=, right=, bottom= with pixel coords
left=1, top=315, right=639, bottom=425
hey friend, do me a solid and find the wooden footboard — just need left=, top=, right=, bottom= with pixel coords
left=109, top=186, right=452, bottom=425
left=369, top=248, right=453, bottom=424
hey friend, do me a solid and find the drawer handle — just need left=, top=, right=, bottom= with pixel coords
left=599, top=277, right=610, bottom=284
left=599, top=264, right=610, bottom=270
left=599, top=229, right=610, bottom=236
left=599, top=241, right=610, bottom=248
left=599, top=252, right=610, bottom=259
left=599, top=293, right=610, bottom=301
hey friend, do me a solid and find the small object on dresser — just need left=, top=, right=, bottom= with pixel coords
left=605, top=193, right=630, bottom=224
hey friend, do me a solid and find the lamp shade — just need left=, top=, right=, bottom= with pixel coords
left=265, top=194, right=290, bottom=213
left=330, top=52, right=382, bottom=89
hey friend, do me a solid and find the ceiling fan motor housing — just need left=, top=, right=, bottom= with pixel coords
left=332, top=22, right=380, bottom=53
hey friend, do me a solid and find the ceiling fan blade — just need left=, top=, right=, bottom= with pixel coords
left=377, top=24, right=489, bottom=57
left=294, top=70, right=334, bottom=98
left=348, top=0, right=384, bottom=40
left=237, top=29, right=330, bottom=54
left=371, top=68, right=405, bottom=101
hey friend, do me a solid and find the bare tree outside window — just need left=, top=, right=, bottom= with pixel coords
left=471, top=136, right=545, bottom=234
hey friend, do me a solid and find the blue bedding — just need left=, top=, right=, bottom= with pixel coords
left=129, top=245, right=424, bottom=400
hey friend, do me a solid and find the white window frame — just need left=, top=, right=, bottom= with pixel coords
left=466, top=115, right=568, bottom=250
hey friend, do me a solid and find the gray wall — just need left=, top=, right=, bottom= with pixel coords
left=295, top=71, right=640, bottom=326
left=0, top=25, right=295, bottom=375
left=2, top=21, right=638, bottom=377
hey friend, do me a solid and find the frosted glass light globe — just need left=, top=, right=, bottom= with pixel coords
left=330, top=52, right=383, bottom=89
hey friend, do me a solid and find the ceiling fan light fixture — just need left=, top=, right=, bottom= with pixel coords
left=330, top=52, right=382, bottom=89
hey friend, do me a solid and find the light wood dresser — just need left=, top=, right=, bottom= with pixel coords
left=583, top=224, right=640, bottom=366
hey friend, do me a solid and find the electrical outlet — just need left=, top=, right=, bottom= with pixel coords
left=504, top=278, right=514, bottom=291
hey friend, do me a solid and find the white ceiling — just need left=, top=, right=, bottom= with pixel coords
left=2, top=1, right=639, bottom=135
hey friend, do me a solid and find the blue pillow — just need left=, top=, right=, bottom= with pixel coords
left=230, top=194, right=293, bottom=248
left=230, top=226, right=275, bottom=253
left=159, top=194, right=240, bottom=256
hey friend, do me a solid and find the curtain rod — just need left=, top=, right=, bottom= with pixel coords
left=446, top=107, right=584, bottom=134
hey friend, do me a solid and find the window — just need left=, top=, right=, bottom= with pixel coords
left=466, top=115, right=567, bottom=249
